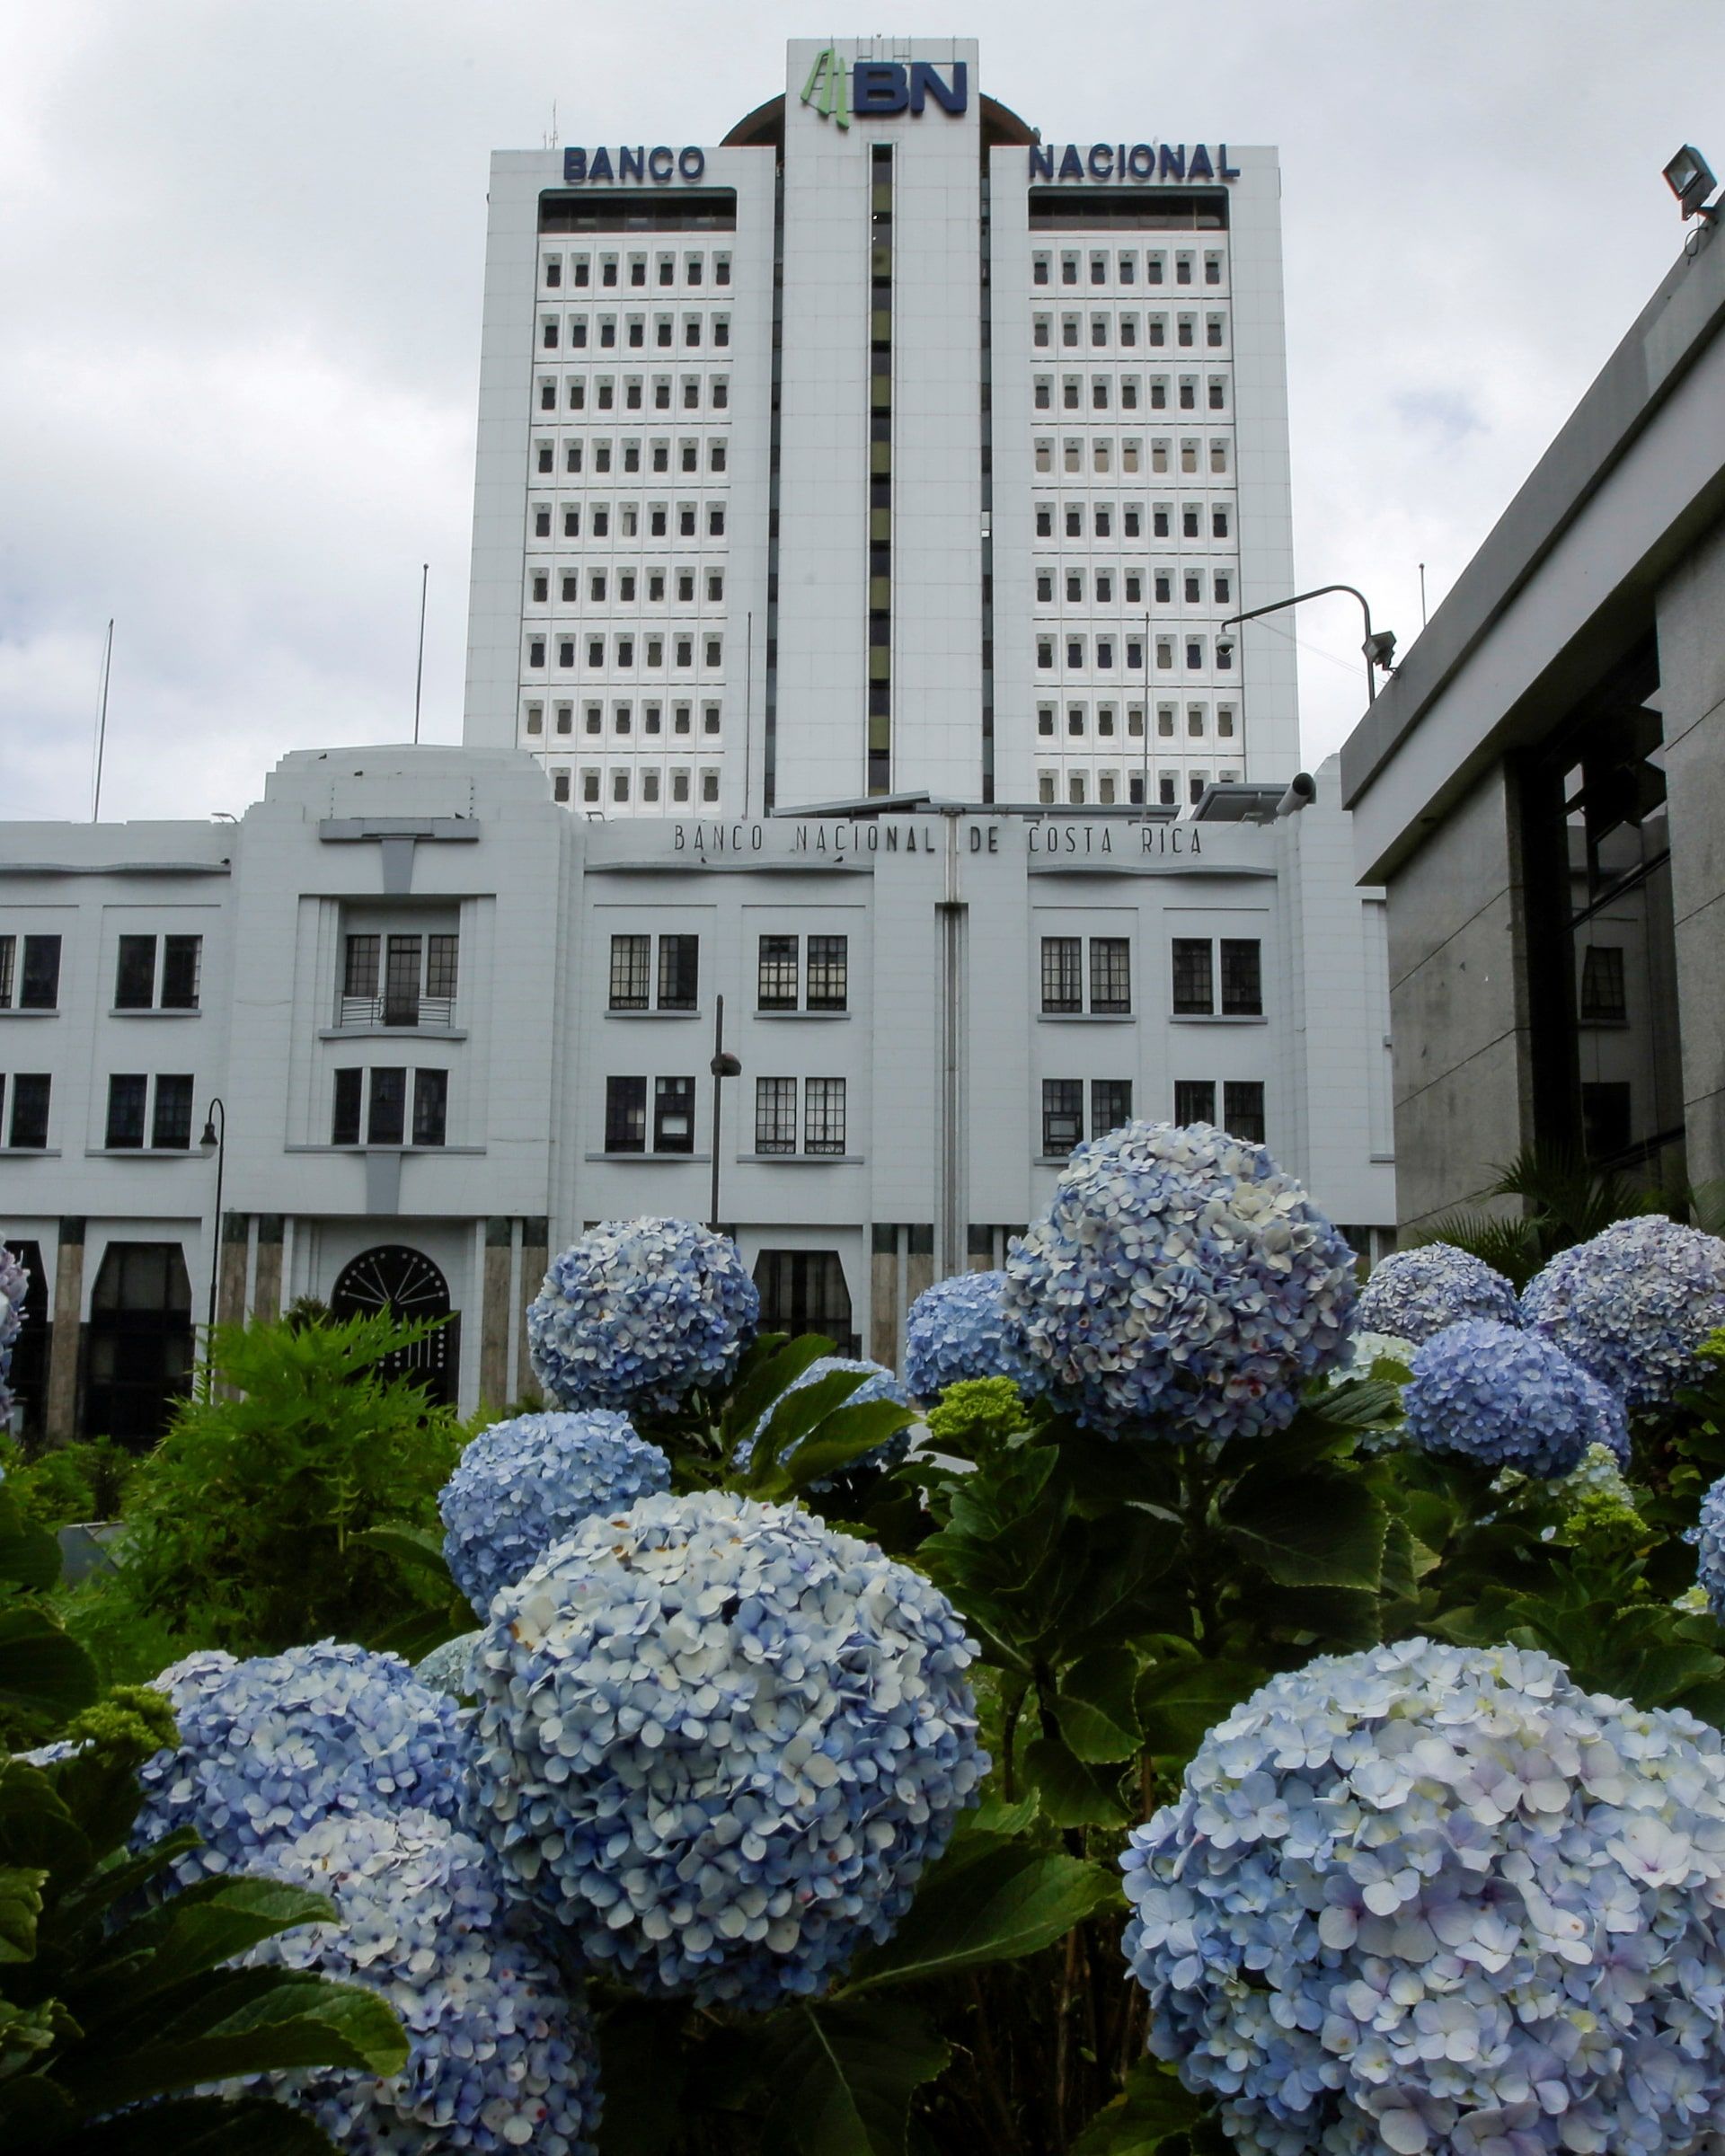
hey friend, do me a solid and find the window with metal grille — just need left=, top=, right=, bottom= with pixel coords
left=1224, top=1081, right=1265, bottom=1145
left=756, top=1076, right=797, bottom=1154
left=609, top=934, right=651, bottom=1011
left=161, top=935, right=202, bottom=1010
left=343, top=935, right=379, bottom=1002
left=115, top=936, right=155, bottom=1010
left=105, top=1074, right=146, bottom=1148
left=1172, top=939, right=1214, bottom=1015
left=1220, top=939, right=1262, bottom=1017
left=384, top=938, right=422, bottom=1027
left=1091, top=1079, right=1132, bottom=1136
left=151, top=1074, right=194, bottom=1150
left=9, top=1074, right=49, bottom=1148
left=606, top=1075, right=646, bottom=1153
left=1173, top=1078, right=1216, bottom=1126
left=805, top=936, right=848, bottom=1012
left=1579, top=944, right=1627, bottom=1023
left=367, top=1067, right=407, bottom=1145
left=1041, top=1079, right=1084, bottom=1156
left=658, top=934, right=699, bottom=1012
left=654, top=1076, right=694, bottom=1153
left=18, top=937, right=59, bottom=1011
left=804, top=1077, right=846, bottom=1155
left=425, top=935, right=459, bottom=1005
left=757, top=934, right=799, bottom=1011
left=1040, top=937, right=1082, bottom=1014
left=412, top=1069, right=448, bottom=1147
left=1090, top=938, right=1130, bottom=1014
left=332, top=1068, right=362, bottom=1145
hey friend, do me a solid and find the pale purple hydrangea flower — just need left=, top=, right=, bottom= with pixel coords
left=904, top=1270, right=1040, bottom=1400
left=526, top=1217, right=759, bottom=1415
left=1123, top=1637, right=1725, bottom=2156
left=1356, top=1242, right=1519, bottom=1344
left=1523, top=1215, right=1725, bottom=1409
left=1692, top=1477, right=1725, bottom=1621
left=1004, top=1119, right=1358, bottom=1438
left=468, top=1489, right=986, bottom=2009
left=1404, top=1317, right=1629, bottom=1478
left=438, top=1409, right=670, bottom=1618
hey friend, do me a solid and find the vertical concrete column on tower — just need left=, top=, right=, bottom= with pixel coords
left=480, top=1216, right=513, bottom=1408
left=870, top=1224, right=899, bottom=1367
left=516, top=1216, right=549, bottom=1405
left=252, top=1215, right=286, bottom=1322
left=44, top=1217, right=84, bottom=1443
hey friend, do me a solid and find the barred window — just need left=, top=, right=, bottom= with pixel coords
left=757, top=934, right=799, bottom=1011
left=161, top=934, right=203, bottom=1010
left=755, top=1077, right=797, bottom=1155
left=1041, top=1079, right=1084, bottom=1157
left=658, top=933, right=699, bottom=1012
left=654, top=1075, right=695, bottom=1153
left=1579, top=944, right=1627, bottom=1023
left=1220, top=939, right=1261, bottom=1017
left=1172, top=939, right=1214, bottom=1015
left=9, top=1073, right=49, bottom=1147
left=425, top=934, right=459, bottom=1003
left=105, top=1074, right=146, bottom=1149
left=367, top=1066, right=407, bottom=1145
left=1090, top=938, right=1130, bottom=1015
left=384, top=937, right=422, bottom=1026
left=806, top=936, right=848, bottom=1012
left=1040, top=936, right=1082, bottom=1014
left=609, top=934, right=650, bottom=1011
left=1173, top=1078, right=1216, bottom=1126
left=115, top=936, right=156, bottom=1009
left=1224, top=1081, right=1266, bottom=1145
left=412, top=1069, right=448, bottom=1147
left=804, top=1077, right=847, bottom=1155
left=1091, top=1079, right=1132, bottom=1137
left=606, top=1074, right=647, bottom=1153
left=151, top=1074, right=194, bottom=1151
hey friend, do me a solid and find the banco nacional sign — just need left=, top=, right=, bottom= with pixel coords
left=800, top=48, right=969, bottom=128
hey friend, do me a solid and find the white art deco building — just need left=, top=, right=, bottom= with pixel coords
left=0, top=40, right=1393, bottom=1441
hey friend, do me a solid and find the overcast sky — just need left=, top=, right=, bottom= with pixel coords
left=2, top=0, right=1720, bottom=824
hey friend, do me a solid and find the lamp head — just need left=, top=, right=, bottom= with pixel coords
left=710, top=1052, right=743, bottom=1079
left=199, top=1112, right=220, bottom=1149
left=1664, top=145, right=1718, bottom=218
left=1364, top=628, right=1398, bottom=671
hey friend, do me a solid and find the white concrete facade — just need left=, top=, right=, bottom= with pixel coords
left=0, top=749, right=1393, bottom=1436
left=463, top=38, right=1298, bottom=816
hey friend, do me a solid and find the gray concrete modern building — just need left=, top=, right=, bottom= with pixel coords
left=1340, top=210, right=1725, bottom=1234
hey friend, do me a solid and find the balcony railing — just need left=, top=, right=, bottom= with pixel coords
left=336, top=994, right=456, bottom=1029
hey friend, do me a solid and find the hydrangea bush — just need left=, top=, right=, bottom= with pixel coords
left=135, top=1640, right=469, bottom=1886
left=740, top=1355, right=913, bottom=1486
left=904, top=1270, right=1037, bottom=1400
left=1356, top=1241, right=1520, bottom=1344
left=1403, top=1317, right=1629, bottom=1478
left=1004, top=1118, right=1358, bottom=1437
left=252, top=1807, right=600, bottom=2156
left=1693, top=1474, right=1725, bottom=1620
left=0, top=1242, right=28, bottom=1423
left=1524, top=1215, right=1725, bottom=1409
left=1123, top=1637, right=1725, bottom=2156
left=526, top=1218, right=759, bottom=1415
left=438, top=1409, right=670, bottom=1618
left=468, top=1489, right=986, bottom=2009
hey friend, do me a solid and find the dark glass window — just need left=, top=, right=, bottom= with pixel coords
left=332, top=1068, right=362, bottom=1145
left=1579, top=943, right=1627, bottom=1024
left=753, top=1250, right=856, bottom=1356
left=804, top=1077, right=846, bottom=1154
left=654, top=1075, right=694, bottom=1153
left=1581, top=1081, right=1632, bottom=1159
left=412, top=1069, right=448, bottom=1147
left=344, top=934, right=380, bottom=999
left=9, top=1074, right=49, bottom=1149
left=758, top=934, right=799, bottom=1011
left=606, top=1075, right=647, bottom=1153
left=1042, top=1079, right=1084, bottom=1156
left=756, top=1076, right=797, bottom=1154
left=1040, top=936, right=1082, bottom=1013
left=367, top=1066, right=407, bottom=1145
left=20, top=936, right=60, bottom=1011
left=161, top=935, right=202, bottom=1010
left=609, top=934, right=650, bottom=1011
left=1090, top=938, right=1130, bottom=1014
left=806, top=936, right=848, bottom=1012
left=1174, top=1078, right=1216, bottom=1125
left=105, top=1074, right=147, bottom=1148
left=0, top=938, right=11, bottom=1007
left=1092, top=1079, right=1133, bottom=1135
left=115, top=936, right=156, bottom=1009
left=1224, top=1080, right=1266, bottom=1145
left=384, top=938, right=421, bottom=1027
left=1220, top=939, right=1262, bottom=1016
left=1172, top=939, right=1214, bottom=1015
left=151, top=1074, right=193, bottom=1150
left=425, top=934, right=459, bottom=1006
left=658, top=934, right=699, bottom=1011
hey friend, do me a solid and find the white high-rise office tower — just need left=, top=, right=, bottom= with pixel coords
left=464, top=37, right=1298, bottom=815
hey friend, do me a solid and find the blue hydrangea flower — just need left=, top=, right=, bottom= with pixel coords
left=468, top=1489, right=986, bottom=2009
left=243, top=1806, right=600, bottom=2155
left=1122, top=1637, right=1725, bottom=2156
left=1403, top=1317, right=1629, bottom=1478
left=439, top=1409, right=670, bottom=1618
left=136, top=1641, right=469, bottom=1887
left=415, top=1630, right=482, bottom=1697
left=1356, top=1241, right=1520, bottom=1344
left=0, top=1244, right=28, bottom=1423
left=904, top=1271, right=1040, bottom=1400
left=1694, top=1477, right=1725, bottom=1620
left=526, top=1218, right=759, bottom=1415
left=735, top=1356, right=913, bottom=1488
left=1003, top=1118, right=1358, bottom=1439
left=1523, top=1215, right=1725, bottom=1409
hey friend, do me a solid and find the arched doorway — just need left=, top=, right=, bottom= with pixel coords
left=84, top=1241, right=194, bottom=1445
left=329, top=1244, right=456, bottom=1407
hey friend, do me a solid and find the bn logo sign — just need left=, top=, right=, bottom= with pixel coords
left=800, top=49, right=969, bottom=130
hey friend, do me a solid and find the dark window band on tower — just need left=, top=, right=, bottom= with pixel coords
left=868, top=143, right=892, bottom=799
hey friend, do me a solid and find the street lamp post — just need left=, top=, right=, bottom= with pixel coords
left=1219, top=583, right=1396, bottom=710
left=199, top=1097, right=226, bottom=1397
left=708, top=994, right=742, bottom=1233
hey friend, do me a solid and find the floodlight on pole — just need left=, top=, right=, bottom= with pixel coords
left=1219, top=584, right=1395, bottom=709
left=1664, top=145, right=1719, bottom=223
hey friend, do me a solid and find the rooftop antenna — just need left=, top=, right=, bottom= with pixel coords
left=1418, top=562, right=1429, bottom=628
left=91, top=618, right=114, bottom=822
left=544, top=100, right=559, bottom=150
left=412, top=563, right=429, bottom=744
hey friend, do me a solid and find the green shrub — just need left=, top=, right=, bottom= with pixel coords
left=0, top=1435, right=137, bottom=1531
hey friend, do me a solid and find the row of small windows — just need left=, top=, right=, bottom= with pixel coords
left=1, top=933, right=204, bottom=1015
left=526, top=700, right=722, bottom=739
left=1036, top=567, right=1232, bottom=608
left=338, top=933, right=457, bottom=1029
left=1036, top=378, right=1230, bottom=416
left=1037, top=933, right=1261, bottom=1018
left=542, top=251, right=731, bottom=290
left=1034, top=500, right=1231, bottom=543
left=331, top=1066, right=448, bottom=1148
left=526, top=632, right=725, bottom=671
left=536, top=375, right=730, bottom=413
left=606, top=932, right=847, bottom=1015
left=1036, top=436, right=1231, bottom=479
left=103, top=1072, right=197, bottom=1150
left=1036, top=700, right=1238, bottom=740
left=1032, top=249, right=1224, bottom=288
left=1033, top=313, right=1227, bottom=350
left=1033, top=768, right=1238, bottom=806
left=544, top=314, right=732, bottom=351
left=535, top=437, right=730, bottom=478
left=601, top=1074, right=848, bottom=1156
left=529, top=567, right=725, bottom=605
left=549, top=766, right=721, bottom=808
left=1036, top=632, right=1234, bottom=673
left=1040, top=1077, right=1263, bottom=1156
left=531, top=502, right=727, bottom=542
